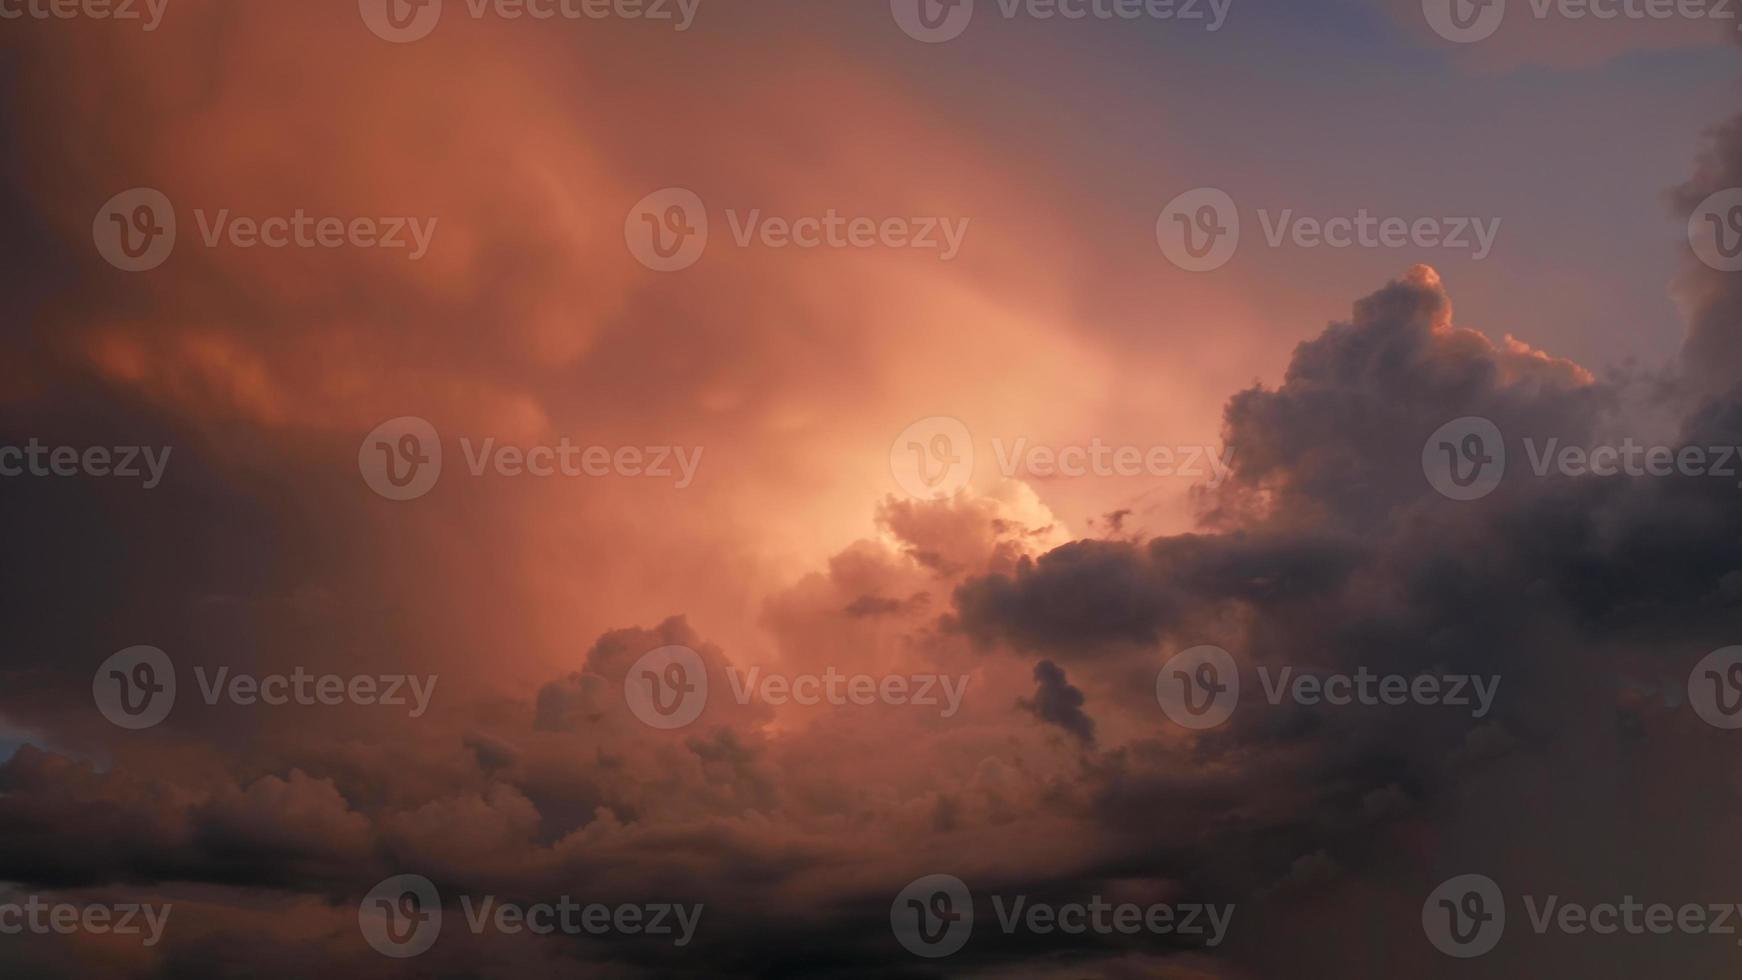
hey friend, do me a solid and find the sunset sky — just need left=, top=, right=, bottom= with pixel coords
left=3, top=0, right=1742, bottom=976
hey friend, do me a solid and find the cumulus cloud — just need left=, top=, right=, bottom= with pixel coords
left=3, top=3, right=1741, bottom=978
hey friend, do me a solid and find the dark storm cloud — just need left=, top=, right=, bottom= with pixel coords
left=1018, top=659, right=1096, bottom=744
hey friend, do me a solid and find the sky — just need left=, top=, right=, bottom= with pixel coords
left=3, top=0, right=1742, bottom=976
